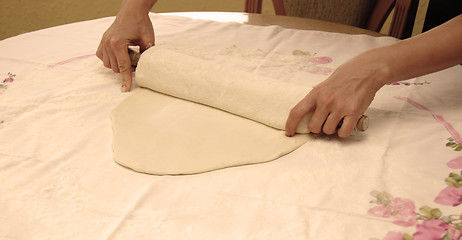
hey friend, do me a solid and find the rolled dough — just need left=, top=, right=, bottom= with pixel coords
left=111, top=46, right=313, bottom=175
left=136, top=46, right=313, bottom=133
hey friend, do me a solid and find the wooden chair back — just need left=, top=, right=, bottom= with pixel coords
left=245, top=0, right=419, bottom=39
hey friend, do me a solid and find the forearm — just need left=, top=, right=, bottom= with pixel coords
left=286, top=15, right=462, bottom=137
left=373, top=15, right=462, bottom=85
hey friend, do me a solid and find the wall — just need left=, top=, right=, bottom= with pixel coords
left=1, top=0, right=121, bottom=40
left=1, top=0, right=426, bottom=40
left=0, top=0, right=258, bottom=40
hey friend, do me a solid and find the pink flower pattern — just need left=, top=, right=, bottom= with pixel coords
left=369, top=98, right=462, bottom=240
left=448, top=156, right=462, bottom=169
left=368, top=197, right=417, bottom=227
left=383, top=231, right=403, bottom=240
left=3, top=77, right=13, bottom=83
left=1, top=72, right=15, bottom=92
left=308, top=56, right=332, bottom=64
left=434, top=186, right=462, bottom=207
left=413, top=219, right=462, bottom=240
left=369, top=187, right=462, bottom=239
left=2, top=72, right=15, bottom=83
left=389, top=81, right=430, bottom=86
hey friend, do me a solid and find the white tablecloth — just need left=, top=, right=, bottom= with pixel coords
left=1, top=12, right=462, bottom=239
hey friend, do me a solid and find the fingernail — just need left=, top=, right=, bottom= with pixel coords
left=121, top=85, right=127, bottom=92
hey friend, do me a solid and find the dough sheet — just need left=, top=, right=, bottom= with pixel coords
left=111, top=88, right=309, bottom=175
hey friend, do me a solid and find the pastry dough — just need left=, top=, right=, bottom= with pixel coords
left=111, top=46, right=312, bottom=175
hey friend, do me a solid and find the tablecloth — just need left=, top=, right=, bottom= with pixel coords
left=1, top=12, right=461, bottom=239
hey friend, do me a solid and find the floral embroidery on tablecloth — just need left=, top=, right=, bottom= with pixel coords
left=1, top=72, right=15, bottom=127
left=368, top=156, right=462, bottom=239
left=395, top=97, right=462, bottom=148
left=447, top=138, right=462, bottom=151
left=47, top=54, right=95, bottom=68
left=368, top=191, right=417, bottom=227
left=388, top=81, right=431, bottom=86
left=1, top=72, right=15, bottom=92
left=368, top=190, right=462, bottom=239
left=215, top=46, right=336, bottom=77
left=291, top=49, right=334, bottom=75
left=3, top=72, right=15, bottom=83
left=369, top=98, right=462, bottom=240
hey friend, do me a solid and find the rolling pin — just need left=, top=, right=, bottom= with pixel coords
left=128, top=48, right=369, bottom=132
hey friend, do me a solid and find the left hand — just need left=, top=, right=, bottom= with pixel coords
left=96, top=9, right=154, bottom=92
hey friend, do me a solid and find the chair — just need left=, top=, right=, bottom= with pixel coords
left=244, top=0, right=419, bottom=39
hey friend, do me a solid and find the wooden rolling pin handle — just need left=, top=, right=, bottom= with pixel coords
left=338, top=115, right=369, bottom=131
left=356, top=115, right=369, bottom=131
left=129, top=48, right=141, bottom=67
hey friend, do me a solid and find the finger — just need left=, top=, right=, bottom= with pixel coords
left=285, top=95, right=315, bottom=137
left=102, top=45, right=111, bottom=69
left=96, top=41, right=104, bottom=61
left=101, top=36, right=119, bottom=72
left=308, top=108, right=330, bottom=134
left=120, top=67, right=132, bottom=92
left=113, top=46, right=133, bottom=92
left=323, top=113, right=343, bottom=135
left=107, top=45, right=120, bottom=73
left=337, top=116, right=359, bottom=138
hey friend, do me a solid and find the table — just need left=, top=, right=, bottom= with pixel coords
left=1, top=12, right=461, bottom=239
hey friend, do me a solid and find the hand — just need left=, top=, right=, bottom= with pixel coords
left=96, top=10, right=154, bottom=92
left=285, top=51, right=388, bottom=137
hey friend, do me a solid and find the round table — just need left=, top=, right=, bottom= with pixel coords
left=1, top=12, right=461, bottom=240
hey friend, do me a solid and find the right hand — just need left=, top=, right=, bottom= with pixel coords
left=96, top=10, right=155, bottom=92
left=285, top=50, right=388, bottom=138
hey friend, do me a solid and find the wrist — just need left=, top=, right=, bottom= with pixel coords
left=119, top=0, right=156, bottom=16
left=361, top=47, right=396, bottom=89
